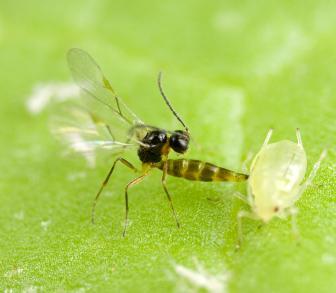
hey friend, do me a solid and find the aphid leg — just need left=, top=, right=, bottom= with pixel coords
left=161, top=161, right=180, bottom=228
left=296, top=128, right=303, bottom=147
left=233, top=191, right=249, bottom=204
left=207, top=192, right=248, bottom=205
left=92, top=157, right=138, bottom=224
left=242, top=151, right=254, bottom=174
left=288, top=207, right=300, bottom=241
left=123, top=173, right=149, bottom=237
left=237, top=210, right=259, bottom=248
left=262, top=128, right=273, bottom=147
left=295, top=149, right=327, bottom=201
left=246, top=184, right=254, bottom=207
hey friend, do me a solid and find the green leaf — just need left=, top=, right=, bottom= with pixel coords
left=1, top=1, right=335, bottom=292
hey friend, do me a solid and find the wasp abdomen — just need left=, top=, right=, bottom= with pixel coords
left=156, top=159, right=248, bottom=182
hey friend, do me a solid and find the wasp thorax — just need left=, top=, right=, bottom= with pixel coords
left=169, top=130, right=189, bottom=154
left=144, top=130, right=167, bottom=146
left=137, top=130, right=167, bottom=163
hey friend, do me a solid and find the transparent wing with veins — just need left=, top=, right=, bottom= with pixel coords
left=51, top=107, right=138, bottom=166
left=52, top=48, right=157, bottom=165
left=67, top=48, right=143, bottom=127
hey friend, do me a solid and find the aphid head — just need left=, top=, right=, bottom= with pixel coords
left=257, top=205, right=282, bottom=222
left=169, top=130, right=190, bottom=154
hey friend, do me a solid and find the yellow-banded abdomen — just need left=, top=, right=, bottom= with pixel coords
left=154, top=159, right=248, bottom=182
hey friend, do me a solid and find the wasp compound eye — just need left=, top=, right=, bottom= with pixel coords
left=170, top=130, right=189, bottom=154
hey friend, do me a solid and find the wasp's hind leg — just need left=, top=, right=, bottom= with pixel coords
left=161, top=161, right=180, bottom=228
left=123, top=172, right=150, bottom=237
left=92, top=157, right=138, bottom=224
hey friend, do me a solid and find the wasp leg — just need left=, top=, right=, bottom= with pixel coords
left=236, top=210, right=259, bottom=249
left=161, top=161, right=180, bottom=228
left=294, top=149, right=327, bottom=202
left=123, top=173, right=150, bottom=237
left=262, top=128, right=273, bottom=147
left=92, top=157, right=138, bottom=224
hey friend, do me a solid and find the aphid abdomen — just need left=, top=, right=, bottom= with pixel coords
left=156, top=159, right=248, bottom=182
left=249, top=140, right=308, bottom=222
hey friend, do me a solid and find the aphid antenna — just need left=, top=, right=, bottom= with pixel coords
left=296, top=128, right=303, bottom=147
left=157, top=72, right=189, bottom=133
left=262, top=128, right=273, bottom=147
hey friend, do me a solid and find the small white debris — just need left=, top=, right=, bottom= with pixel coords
left=213, top=11, right=244, bottom=31
left=121, top=219, right=133, bottom=228
left=23, top=286, right=38, bottom=293
left=41, top=220, right=51, bottom=231
left=73, top=288, right=86, bottom=293
left=62, top=132, right=96, bottom=167
left=26, top=82, right=79, bottom=114
left=67, top=172, right=87, bottom=181
left=103, top=191, right=114, bottom=198
left=325, top=235, right=335, bottom=244
left=321, top=253, right=336, bottom=265
left=4, top=268, right=23, bottom=278
left=14, top=211, right=24, bottom=220
left=174, top=262, right=230, bottom=293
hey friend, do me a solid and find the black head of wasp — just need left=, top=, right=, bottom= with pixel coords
left=55, top=48, right=248, bottom=237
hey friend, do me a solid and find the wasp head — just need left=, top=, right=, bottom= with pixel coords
left=169, top=130, right=189, bottom=154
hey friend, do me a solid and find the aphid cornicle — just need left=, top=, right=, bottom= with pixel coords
left=55, top=48, right=248, bottom=237
left=237, top=128, right=326, bottom=245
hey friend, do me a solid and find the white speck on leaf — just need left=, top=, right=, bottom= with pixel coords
left=41, top=220, right=51, bottom=231
left=325, top=235, right=335, bottom=244
left=321, top=253, right=336, bottom=265
left=22, top=286, right=38, bottom=293
left=67, top=172, right=87, bottom=181
left=4, top=268, right=23, bottom=278
left=213, top=11, right=245, bottom=31
left=26, top=82, right=79, bottom=114
left=73, top=288, right=86, bottom=293
left=174, top=261, right=230, bottom=293
left=14, top=211, right=24, bottom=220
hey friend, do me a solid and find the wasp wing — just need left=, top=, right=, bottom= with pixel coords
left=67, top=48, right=143, bottom=127
left=51, top=106, right=140, bottom=167
left=52, top=49, right=160, bottom=165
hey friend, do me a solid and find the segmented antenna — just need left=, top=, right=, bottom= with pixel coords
left=157, top=72, right=189, bottom=133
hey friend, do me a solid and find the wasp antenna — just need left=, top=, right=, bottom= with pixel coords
left=157, top=72, right=189, bottom=133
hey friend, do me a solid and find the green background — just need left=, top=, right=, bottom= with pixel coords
left=1, top=0, right=336, bottom=292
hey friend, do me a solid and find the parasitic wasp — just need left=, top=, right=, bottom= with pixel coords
left=54, top=48, right=248, bottom=236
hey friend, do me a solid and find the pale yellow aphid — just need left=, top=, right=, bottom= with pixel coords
left=237, top=129, right=326, bottom=244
